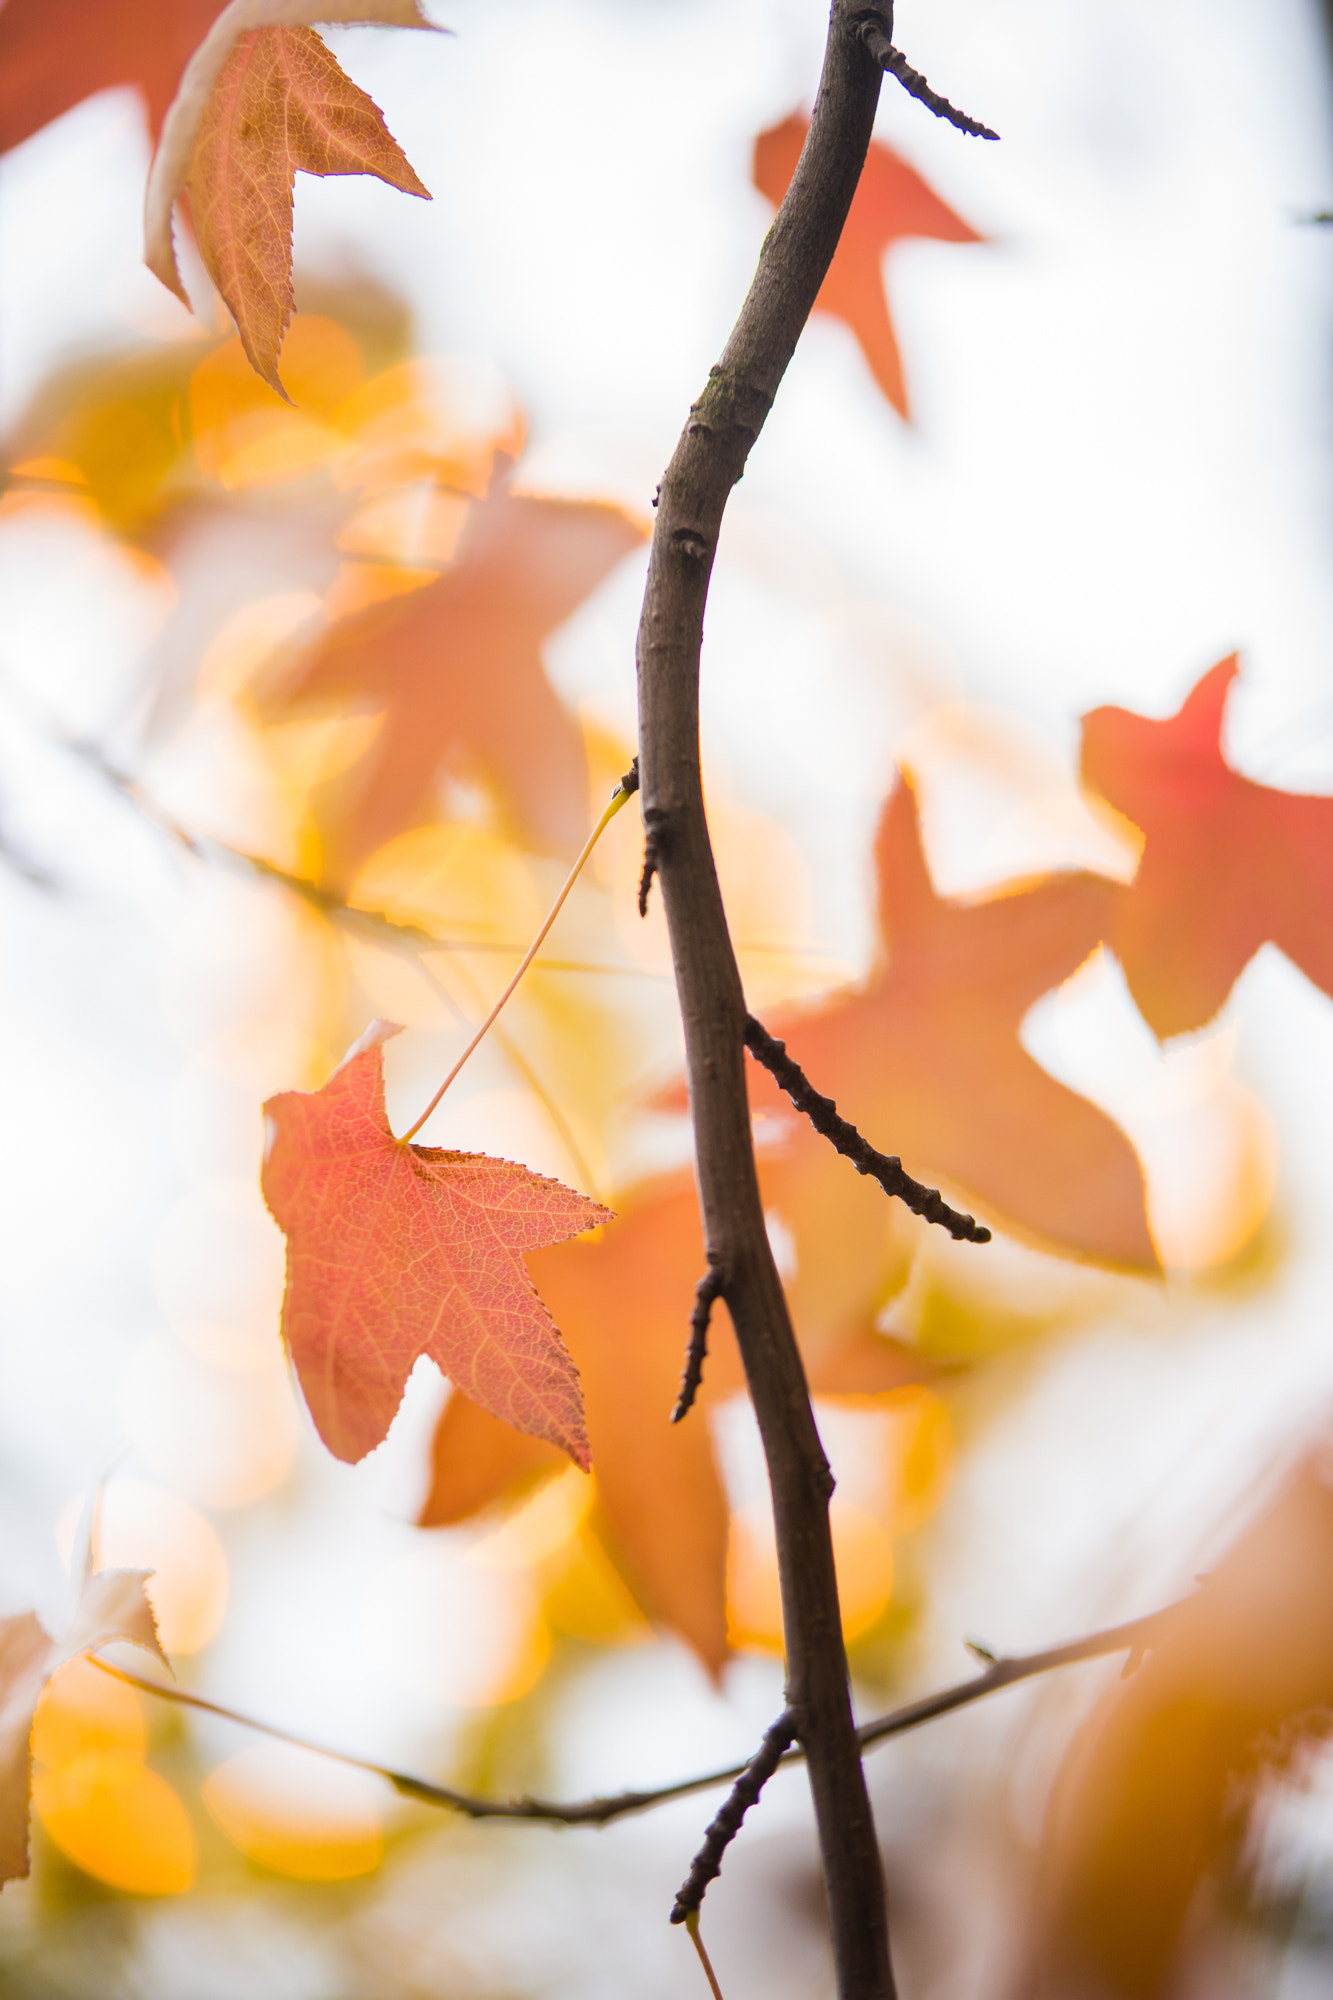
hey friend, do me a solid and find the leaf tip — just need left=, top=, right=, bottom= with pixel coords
left=335, top=1018, right=404, bottom=1076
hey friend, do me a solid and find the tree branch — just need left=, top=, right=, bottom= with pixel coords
left=743, top=1013, right=991, bottom=1242
left=859, top=21, right=999, bottom=140
left=92, top=1598, right=1179, bottom=1827
left=671, top=1709, right=797, bottom=1923
left=633, top=3, right=986, bottom=1986
left=672, top=1264, right=724, bottom=1422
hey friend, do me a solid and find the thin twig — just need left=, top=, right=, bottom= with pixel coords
left=91, top=1599, right=1180, bottom=1830
left=859, top=22, right=999, bottom=141
left=672, top=1266, right=724, bottom=1423
left=743, top=1014, right=990, bottom=1244
left=671, top=1709, right=797, bottom=1923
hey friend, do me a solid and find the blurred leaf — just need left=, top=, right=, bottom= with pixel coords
left=146, top=16, right=431, bottom=393
left=0, top=0, right=227, bottom=154
left=747, top=778, right=1157, bottom=1270
left=4, top=344, right=204, bottom=537
left=260, top=1019, right=609, bottom=1466
left=3, top=306, right=399, bottom=535
left=1021, top=1456, right=1333, bottom=1999
left=1083, top=656, right=1333, bottom=1038
left=753, top=112, right=982, bottom=418
left=265, top=461, right=645, bottom=882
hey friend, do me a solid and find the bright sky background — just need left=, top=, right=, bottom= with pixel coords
left=3, top=1, right=1333, bottom=1994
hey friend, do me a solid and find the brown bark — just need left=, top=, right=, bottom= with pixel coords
left=634, top=6, right=898, bottom=1994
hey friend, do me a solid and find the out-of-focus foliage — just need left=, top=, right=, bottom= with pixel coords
left=1021, top=1457, right=1333, bottom=1998
left=0, top=0, right=226, bottom=154
left=266, top=468, right=646, bottom=880
left=3, top=4, right=1333, bottom=1995
left=1085, top=657, right=1333, bottom=1039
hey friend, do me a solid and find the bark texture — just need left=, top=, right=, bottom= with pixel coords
left=635, top=6, right=897, bottom=1995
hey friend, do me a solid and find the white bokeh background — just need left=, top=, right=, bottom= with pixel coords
left=3, top=1, right=1333, bottom=1995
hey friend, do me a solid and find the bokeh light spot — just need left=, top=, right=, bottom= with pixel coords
left=202, top=1744, right=384, bottom=1882
left=33, top=1757, right=195, bottom=1896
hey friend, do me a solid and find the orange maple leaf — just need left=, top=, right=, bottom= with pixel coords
left=261, top=1020, right=610, bottom=1468
left=753, top=112, right=982, bottom=417
left=0, top=0, right=227, bottom=154
left=0, top=1566, right=166, bottom=1884
left=1082, top=656, right=1333, bottom=1039
left=146, top=7, right=434, bottom=394
left=265, top=465, right=646, bottom=882
left=744, top=779, right=1156, bottom=1271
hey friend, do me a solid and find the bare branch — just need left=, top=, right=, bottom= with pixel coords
left=93, top=1598, right=1181, bottom=1829
left=671, top=1265, right=725, bottom=1423
left=743, top=1014, right=991, bottom=1243
left=859, top=21, right=999, bottom=141
left=636, top=6, right=904, bottom=1986
left=671, top=1709, right=797, bottom=1924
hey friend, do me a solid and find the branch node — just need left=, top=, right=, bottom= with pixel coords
left=618, top=756, right=640, bottom=799
left=964, top=1637, right=998, bottom=1666
left=858, top=20, right=999, bottom=140
left=672, top=1264, right=725, bottom=1422
left=671, top=526, right=711, bottom=561
left=743, top=1013, right=992, bottom=1244
left=670, top=1709, right=798, bottom=1924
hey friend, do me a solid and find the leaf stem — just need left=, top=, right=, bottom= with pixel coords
left=686, top=1914, right=727, bottom=2000
left=399, top=769, right=638, bottom=1144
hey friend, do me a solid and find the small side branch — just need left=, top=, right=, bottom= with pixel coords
left=859, top=21, right=999, bottom=141
left=670, top=1710, right=798, bottom=1925
left=93, top=1598, right=1180, bottom=1831
left=672, top=1266, right=724, bottom=1423
left=743, top=1014, right=991, bottom=1244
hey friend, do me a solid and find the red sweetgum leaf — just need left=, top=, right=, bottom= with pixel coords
left=0, top=1569, right=166, bottom=1884
left=146, top=3, right=434, bottom=394
left=264, top=464, right=646, bottom=882
left=261, top=1020, right=609, bottom=1467
left=1082, top=656, right=1333, bottom=1039
left=753, top=112, right=982, bottom=417
left=0, top=0, right=227, bottom=155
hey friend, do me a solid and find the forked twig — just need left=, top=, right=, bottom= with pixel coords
left=743, top=1014, right=991, bottom=1243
